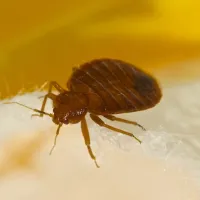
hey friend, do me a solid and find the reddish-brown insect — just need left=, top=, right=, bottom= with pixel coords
left=5, top=58, right=162, bottom=168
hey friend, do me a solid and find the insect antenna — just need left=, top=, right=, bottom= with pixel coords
left=5, top=101, right=62, bottom=156
left=4, top=102, right=53, bottom=118
left=49, top=123, right=62, bottom=155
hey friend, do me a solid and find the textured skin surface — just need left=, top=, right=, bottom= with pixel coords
left=67, top=58, right=162, bottom=115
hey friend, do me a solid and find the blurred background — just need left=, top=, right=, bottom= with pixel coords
left=0, top=0, right=200, bottom=99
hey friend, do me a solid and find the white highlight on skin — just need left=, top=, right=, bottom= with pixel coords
left=0, top=81, right=200, bottom=199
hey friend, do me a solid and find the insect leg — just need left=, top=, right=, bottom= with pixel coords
left=31, top=93, right=57, bottom=118
left=90, top=114, right=141, bottom=144
left=37, top=81, right=66, bottom=117
left=103, top=115, right=146, bottom=131
left=81, top=117, right=100, bottom=168
left=49, top=123, right=63, bottom=155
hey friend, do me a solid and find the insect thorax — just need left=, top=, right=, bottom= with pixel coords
left=52, top=91, right=88, bottom=124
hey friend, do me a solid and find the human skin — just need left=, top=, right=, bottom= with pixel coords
left=0, top=79, right=200, bottom=200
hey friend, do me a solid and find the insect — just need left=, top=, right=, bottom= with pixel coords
left=5, top=58, right=162, bottom=168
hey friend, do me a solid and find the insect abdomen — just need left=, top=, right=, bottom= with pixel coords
left=67, top=58, right=162, bottom=114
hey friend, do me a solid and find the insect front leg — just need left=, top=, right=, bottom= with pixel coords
left=81, top=117, right=100, bottom=168
left=34, top=81, right=66, bottom=117
left=103, top=115, right=146, bottom=131
left=90, top=114, right=141, bottom=144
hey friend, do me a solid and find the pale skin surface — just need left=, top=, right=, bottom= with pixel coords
left=0, top=80, right=200, bottom=199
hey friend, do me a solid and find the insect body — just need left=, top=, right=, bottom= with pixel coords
left=6, top=58, right=162, bottom=168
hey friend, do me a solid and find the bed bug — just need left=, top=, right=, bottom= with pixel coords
left=5, top=58, right=162, bottom=168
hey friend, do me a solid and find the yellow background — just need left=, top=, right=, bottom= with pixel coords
left=0, top=0, right=200, bottom=98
